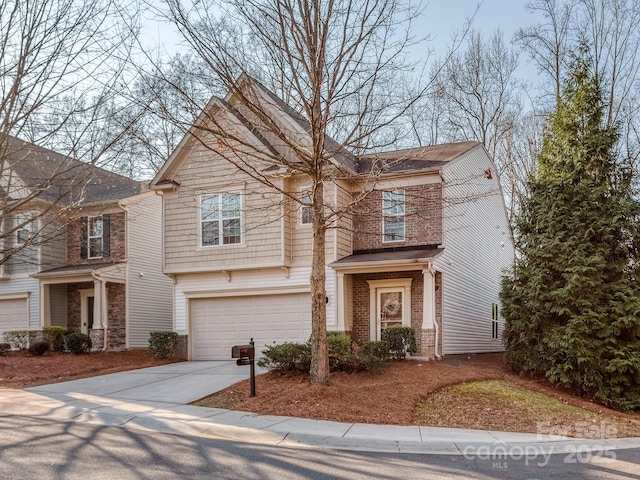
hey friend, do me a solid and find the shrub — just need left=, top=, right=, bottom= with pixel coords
left=257, top=341, right=311, bottom=375
left=64, top=332, right=92, bottom=354
left=42, top=326, right=66, bottom=352
left=0, top=343, right=10, bottom=355
left=360, top=340, right=390, bottom=360
left=260, top=334, right=393, bottom=375
left=28, top=341, right=50, bottom=356
left=148, top=331, right=179, bottom=359
left=381, top=325, right=417, bottom=359
left=3, top=330, right=30, bottom=350
left=327, top=332, right=358, bottom=371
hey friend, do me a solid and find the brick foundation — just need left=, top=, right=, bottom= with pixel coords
left=175, top=335, right=188, bottom=360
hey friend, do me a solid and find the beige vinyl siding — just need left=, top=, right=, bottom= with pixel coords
left=126, top=193, right=174, bottom=348
left=163, top=145, right=284, bottom=271
left=335, top=182, right=353, bottom=260
left=433, top=147, right=514, bottom=354
left=40, top=218, right=67, bottom=271
left=49, top=284, right=67, bottom=327
left=173, top=265, right=337, bottom=333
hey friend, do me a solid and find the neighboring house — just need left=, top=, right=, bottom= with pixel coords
left=0, top=135, right=173, bottom=350
left=150, top=77, right=514, bottom=360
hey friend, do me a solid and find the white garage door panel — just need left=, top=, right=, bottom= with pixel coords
left=0, top=298, right=29, bottom=338
left=191, top=293, right=312, bottom=360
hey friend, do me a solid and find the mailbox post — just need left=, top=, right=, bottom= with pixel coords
left=231, top=338, right=256, bottom=397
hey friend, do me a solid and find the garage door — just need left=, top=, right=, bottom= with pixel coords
left=191, top=293, right=312, bottom=360
left=0, top=298, right=29, bottom=339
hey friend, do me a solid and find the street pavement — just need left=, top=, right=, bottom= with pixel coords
left=1, top=361, right=639, bottom=455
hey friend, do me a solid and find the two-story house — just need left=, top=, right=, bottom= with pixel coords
left=150, top=77, right=514, bottom=360
left=0, top=136, right=173, bottom=350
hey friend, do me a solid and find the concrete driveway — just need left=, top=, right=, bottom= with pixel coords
left=27, top=361, right=262, bottom=405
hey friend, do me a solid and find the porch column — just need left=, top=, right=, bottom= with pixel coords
left=93, top=279, right=104, bottom=329
left=336, top=272, right=346, bottom=333
left=422, top=268, right=436, bottom=329
left=39, top=283, right=51, bottom=327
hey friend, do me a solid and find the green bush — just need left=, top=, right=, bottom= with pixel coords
left=381, top=325, right=417, bottom=359
left=327, top=332, right=359, bottom=371
left=0, top=343, right=10, bottom=355
left=148, top=331, right=179, bottom=359
left=257, top=341, right=311, bottom=374
left=42, top=326, right=66, bottom=352
left=64, top=332, right=92, bottom=354
left=360, top=340, right=390, bottom=360
left=260, top=334, right=392, bottom=375
left=3, top=330, right=30, bottom=350
left=28, top=341, right=50, bottom=356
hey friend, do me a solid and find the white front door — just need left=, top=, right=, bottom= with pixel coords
left=367, top=279, right=413, bottom=341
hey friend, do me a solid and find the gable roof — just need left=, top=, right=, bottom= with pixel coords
left=151, top=75, right=486, bottom=186
left=243, top=75, right=358, bottom=172
left=1, top=135, right=141, bottom=205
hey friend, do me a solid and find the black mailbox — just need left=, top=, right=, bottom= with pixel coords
left=231, top=344, right=255, bottom=359
left=231, top=339, right=256, bottom=397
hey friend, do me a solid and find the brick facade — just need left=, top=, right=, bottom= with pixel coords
left=67, top=211, right=126, bottom=265
left=107, top=283, right=126, bottom=350
left=66, top=281, right=127, bottom=350
left=350, top=270, right=427, bottom=354
left=347, top=270, right=443, bottom=358
left=352, top=184, right=442, bottom=251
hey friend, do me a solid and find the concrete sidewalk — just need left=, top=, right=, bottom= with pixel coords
left=1, top=362, right=638, bottom=455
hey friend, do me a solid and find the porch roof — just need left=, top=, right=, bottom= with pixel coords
left=329, top=247, right=444, bottom=272
left=33, top=263, right=127, bottom=283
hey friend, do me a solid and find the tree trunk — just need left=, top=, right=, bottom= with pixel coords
left=309, top=180, right=330, bottom=386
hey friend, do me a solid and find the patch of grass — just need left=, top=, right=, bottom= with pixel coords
left=415, top=380, right=640, bottom=438
left=448, top=380, right=586, bottom=415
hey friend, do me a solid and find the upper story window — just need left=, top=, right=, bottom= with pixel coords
left=80, top=214, right=110, bottom=260
left=15, top=213, right=32, bottom=245
left=200, top=193, right=242, bottom=246
left=300, top=188, right=313, bottom=225
left=88, top=216, right=104, bottom=259
left=383, top=189, right=405, bottom=242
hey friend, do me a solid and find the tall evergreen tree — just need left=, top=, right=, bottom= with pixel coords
left=501, top=56, right=640, bottom=412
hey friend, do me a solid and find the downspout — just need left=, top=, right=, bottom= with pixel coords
left=427, top=262, right=442, bottom=360
left=91, top=271, right=109, bottom=351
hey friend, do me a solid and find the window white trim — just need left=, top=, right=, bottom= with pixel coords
left=382, top=189, right=405, bottom=243
left=87, top=215, right=104, bottom=259
left=199, top=192, right=243, bottom=247
left=299, top=187, right=313, bottom=226
left=15, top=212, right=34, bottom=245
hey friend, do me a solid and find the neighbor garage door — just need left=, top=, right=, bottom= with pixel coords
left=0, top=297, right=29, bottom=339
left=191, top=293, right=312, bottom=360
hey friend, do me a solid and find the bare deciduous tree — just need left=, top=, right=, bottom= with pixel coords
left=516, top=0, right=640, bottom=164
left=159, top=0, right=427, bottom=385
left=0, top=0, right=142, bottom=266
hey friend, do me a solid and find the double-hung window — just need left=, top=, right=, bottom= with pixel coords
left=201, top=193, right=242, bottom=246
left=383, top=190, right=405, bottom=242
left=88, top=216, right=104, bottom=258
left=15, top=213, right=32, bottom=245
left=300, top=188, right=313, bottom=225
